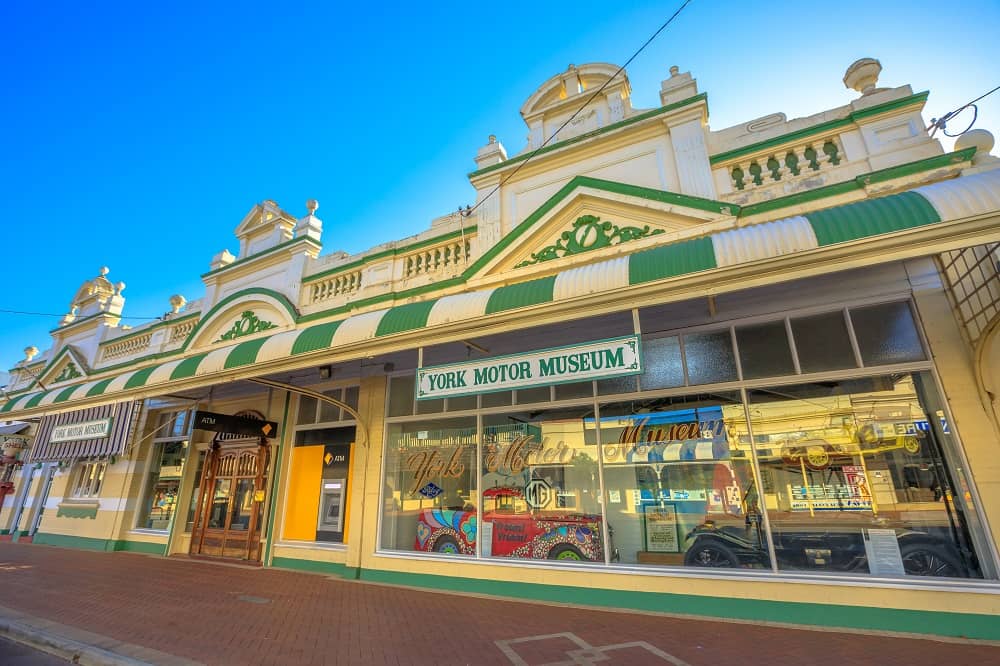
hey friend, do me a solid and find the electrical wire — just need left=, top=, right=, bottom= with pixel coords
left=928, top=84, right=1000, bottom=138
left=465, top=0, right=694, bottom=217
left=0, top=308, right=163, bottom=320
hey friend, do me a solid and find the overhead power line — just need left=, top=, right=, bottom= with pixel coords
left=928, top=84, right=1000, bottom=138
left=465, top=0, right=694, bottom=217
left=0, top=308, right=162, bottom=321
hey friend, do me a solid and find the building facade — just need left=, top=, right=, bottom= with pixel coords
left=2, top=58, right=1000, bottom=639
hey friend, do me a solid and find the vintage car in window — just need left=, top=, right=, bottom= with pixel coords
left=414, top=487, right=613, bottom=561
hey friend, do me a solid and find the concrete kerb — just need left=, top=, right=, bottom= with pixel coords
left=0, top=604, right=201, bottom=666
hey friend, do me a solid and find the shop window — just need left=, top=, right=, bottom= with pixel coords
left=297, top=386, right=360, bottom=425
left=387, top=375, right=416, bottom=417
left=640, top=335, right=684, bottom=391
left=745, top=372, right=983, bottom=579
left=381, top=418, right=478, bottom=555
left=597, top=375, right=638, bottom=396
left=683, top=330, right=738, bottom=385
left=156, top=409, right=191, bottom=438
left=735, top=321, right=795, bottom=379
left=70, top=461, right=106, bottom=498
left=791, top=311, right=857, bottom=373
left=136, top=440, right=186, bottom=530
left=481, top=390, right=513, bottom=408
left=598, top=393, right=758, bottom=569
left=849, top=302, right=926, bottom=366
left=284, top=427, right=356, bottom=544
left=480, top=406, right=603, bottom=563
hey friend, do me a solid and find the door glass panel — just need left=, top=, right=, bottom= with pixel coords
left=208, top=478, right=231, bottom=529
left=229, top=479, right=254, bottom=531
left=748, top=373, right=983, bottom=579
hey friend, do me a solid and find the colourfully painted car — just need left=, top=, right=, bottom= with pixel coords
left=414, top=487, right=612, bottom=561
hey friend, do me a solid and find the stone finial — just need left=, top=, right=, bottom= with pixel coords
left=475, top=134, right=508, bottom=169
left=669, top=65, right=680, bottom=77
left=99, top=266, right=109, bottom=277
left=956, top=129, right=998, bottom=166
left=306, top=199, right=319, bottom=215
left=488, top=135, right=496, bottom=144
left=114, top=281, right=126, bottom=295
left=169, top=294, right=187, bottom=314
left=844, top=58, right=882, bottom=95
left=24, top=346, right=38, bottom=362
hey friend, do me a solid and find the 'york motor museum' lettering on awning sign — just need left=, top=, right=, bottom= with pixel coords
left=416, top=335, right=642, bottom=400
left=50, top=417, right=113, bottom=443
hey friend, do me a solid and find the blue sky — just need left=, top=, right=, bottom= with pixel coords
left=1, top=0, right=998, bottom=375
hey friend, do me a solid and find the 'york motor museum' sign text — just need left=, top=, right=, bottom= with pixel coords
left=416, top=335, right=642, bottom=400
left=50, top=417, right=113, bottom=443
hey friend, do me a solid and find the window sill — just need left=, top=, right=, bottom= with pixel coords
left=273, top=540, right=347, bottom=552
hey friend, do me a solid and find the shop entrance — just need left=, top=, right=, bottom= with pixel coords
left=190, top=437, right=269, bottom=562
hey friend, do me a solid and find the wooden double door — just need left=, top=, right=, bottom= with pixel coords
left=190, top=439, right=269, bottom=561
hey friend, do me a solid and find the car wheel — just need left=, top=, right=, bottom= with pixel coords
left=548, top=544, right=585, bottom=561
left=899, top=542, right=965, bottom=578
left=901, top=436, right=922, bottom=455
left=684, top=539, right=741, bottom=568
left=432, top=535, right=461, bottom=554
left=804, top=445, right=830, bottom=470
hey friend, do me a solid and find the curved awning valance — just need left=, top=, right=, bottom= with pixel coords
left=3, top=167, right=999, bottom=419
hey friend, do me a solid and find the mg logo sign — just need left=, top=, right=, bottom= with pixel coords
left=524, top=479, right=552, bottom=509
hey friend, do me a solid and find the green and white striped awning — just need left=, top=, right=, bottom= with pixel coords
left=3, top=167, right=999, bottom=417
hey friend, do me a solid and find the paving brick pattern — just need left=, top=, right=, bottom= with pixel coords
left=0, top=542, right=997, bottom=665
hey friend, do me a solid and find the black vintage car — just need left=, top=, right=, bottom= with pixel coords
left=682, top=485, right=969, bottom=578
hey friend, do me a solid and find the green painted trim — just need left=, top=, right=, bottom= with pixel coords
left=375, top=300, right=438, bottom=337
left=54, top=385, right=81, bottom=404
left=858, top=146, right=977, bottom=185
left=290, top=321, right=343, bottom=355
left=709, top=92, right=930, bottom=165
left=86, top=378, right=115, bottom=398
left=123, top=366, right=156, bottom=390
left=629, top=236, right=717, bottom=285
left=200, top=236, right=321, bottom=279
left=303, top=226, right=478, bottom=284
left=463, top=176, right=733, bottom=281
left=97, top=312, right=200, bottom=350
left=170, top=352, right=209, bottom=380
left=34, top=532, right=167, bottom=554
left=224, top=337, right=270, bottom=369
left=47, top=312, right=105, bottom=335
left=297, top=277, right=466, bottom=324
left=270, top=556, right=351, bottom=577
left=485, top=276, right=556, bottom=314
left=16, top=346, right=90, bottom=395
left=16, top=530, right=30, bottom=537
left=112, top=539, right=167, bottom=555
left=34, top=533, right=113, bottom=550
left=470, top=93, right=709, bottom=178
left=0, top=529, right=8, bottom=535
left=740, top=180, right=863, bottom=217
left=807, top=191, right=941, bottom=246
left=358, top=567, right=1000, bottom=641
left=24, top=391, right=49, bottom=409
left=180, top=288, right=299, bottom=351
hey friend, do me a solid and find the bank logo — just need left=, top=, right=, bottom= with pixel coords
left=419, top=482, right=443, bottom=499
left=524, top=479, right=552, bottom=509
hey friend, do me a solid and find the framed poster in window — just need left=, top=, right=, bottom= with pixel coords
left=643, top=503, right=679, bottom=553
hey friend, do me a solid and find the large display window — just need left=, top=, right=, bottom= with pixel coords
left=377, top=300, right=994, bottom=581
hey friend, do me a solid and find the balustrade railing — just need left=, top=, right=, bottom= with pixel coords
left=726, top=136, right=845, bottom=192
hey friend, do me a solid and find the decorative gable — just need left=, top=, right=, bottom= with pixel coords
left=233, top=200, right=297, bottom=259
left=36, top=346, right=91, bottom=388
left=473, top=176, right=738, bottom=278
left=184, top=290, right=299, bottom=351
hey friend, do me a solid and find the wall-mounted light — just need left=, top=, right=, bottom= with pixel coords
left=318, top=365, right=333, bottom=380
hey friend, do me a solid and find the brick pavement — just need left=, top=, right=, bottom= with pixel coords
left=0, top=541, right=997, bottom=666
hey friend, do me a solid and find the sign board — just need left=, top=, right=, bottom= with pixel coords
left=524, top=479, right=552, bottom=509
left=193, top=411, right=278, bottom=437
left=643, top=503, right=679, bottom=553
left=864, top=528, right=906, bottom=576
left=416, top=335, right=642, bottom=400
left=50, top=418, right=113, bottom=444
